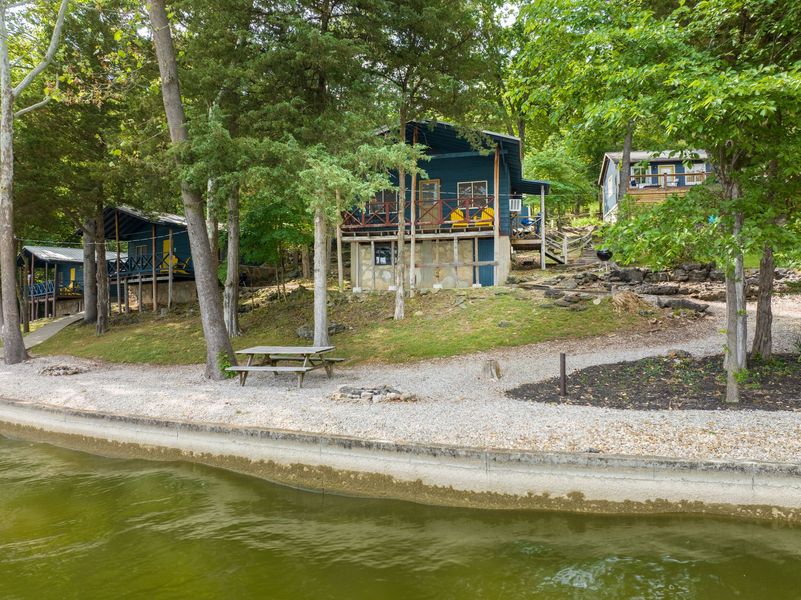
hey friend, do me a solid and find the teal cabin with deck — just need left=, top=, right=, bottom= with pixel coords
left=19, top=245, right=126, bottom=319
left=341, top=121, right=549, bottom=290
left=103, top=206, right=197, bottom=309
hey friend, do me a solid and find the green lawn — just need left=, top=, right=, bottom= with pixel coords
left=33, top=288, right=650, bottom=366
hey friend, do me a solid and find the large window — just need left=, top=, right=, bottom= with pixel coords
left=630, top=164, right=650, bottom=188
left=457, top=181, right=488, bottom=198
left=418, top=179, right=440, bottom=222
left=685, top=162, right=706, bottom=185
left=373, top=243, right=395, bottom=266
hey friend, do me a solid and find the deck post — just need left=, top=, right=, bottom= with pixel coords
left=137, top=272, right=143, bottom=313
left=29, top=253, right=34, bottom=322
left=44, top=262, right=50, bottom=318
left=409, top=126, right=418, bottom=295
left=370, top=239, right=375, bottom=290
left=115, top=209, right=122, bottom=313
left=167, top=228, right=174, bottom=310
left=452, top=236, right=458, bottom=283
left=493, top=144, right=500, bottom=285
left=540, top=186, right=546, bottom=271
left=151, top=224, right=158, bottom=312
left=562, top=235, right=568, bottom=265
left=124, top=279, right=130, bottom=313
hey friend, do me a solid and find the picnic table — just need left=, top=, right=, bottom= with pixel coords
left=227, top=345, right=343, bottom=388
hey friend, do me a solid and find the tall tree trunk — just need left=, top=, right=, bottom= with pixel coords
left=149, top=0, right=235, bottom=378
left=301, top=245, right=311, bottom=279
left=95, top=205, right=109, bottom=335
left=724, top=210, right=747, bottom=403
left=617, top=121, right=634, bottom=205
left=752, top=244, right=774, bottom=358
left=20, top=253, right=29, bottom=333
left=223, top=183, right=241, bottom=337
left=394, top=112, right=407, bottom=321
left=313, top=205, right=329, bottom=346
left=83, top=218, right=98, bottom=324
left=0, top=16, right=26, bottom=363
left=206, top=178, right=219, bottom=274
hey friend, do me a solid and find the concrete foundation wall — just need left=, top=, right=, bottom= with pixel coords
left=128, top=280, right=197, bottom=308
left=1, top=400, right=800, bottom=523
left=351, top=237, right=512, bottom=291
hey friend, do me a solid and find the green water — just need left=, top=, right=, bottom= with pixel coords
left=1, top=437, right=800, bottom=599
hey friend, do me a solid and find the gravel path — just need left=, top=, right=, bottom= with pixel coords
left=1, top=297, right=800, bottom=463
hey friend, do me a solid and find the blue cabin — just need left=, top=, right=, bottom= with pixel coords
left=103, top=206, right=196, bottom=309
left=341, top=121, right=549, bottom=290
left=18, top=245, right=126, bottom=319
left=599, top=150, right=711, bottom=221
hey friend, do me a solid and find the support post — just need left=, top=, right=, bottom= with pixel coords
left=409, top=126, right=418, bottom=295
left=29, top=253, right=35, bottom=322
left=167, top=228, right=174, bottom=310
left=138, top=272, right=143, bottom=313
left=562, top=235, right=568, bottom=265
left=370, top=239, right=376, bottom=290
left=151, top=224, right=158, bottom=312
left=124, top=279, right=129, bottom=313
left=493, top=144, right=500, bottom=285
left=540, top=186, right=546, bottom=271
left=336, top=220, right=344, bottom=293
left=115, top=209, right=122, bottom=314
left=559, top=353, right=567, bottom=396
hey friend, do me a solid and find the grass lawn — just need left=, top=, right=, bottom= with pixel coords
left=33, top=287, right=651, bottom=366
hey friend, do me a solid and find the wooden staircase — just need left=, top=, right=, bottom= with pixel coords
left=511, top=227, right=595, bottom=267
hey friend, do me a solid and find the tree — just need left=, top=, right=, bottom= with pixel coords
left=147, top=0, right=234, bottom=378
left=0, top=0, right=68, bottom=363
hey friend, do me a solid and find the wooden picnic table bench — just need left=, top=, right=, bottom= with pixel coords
left=228, top=345, right=342, bottom=388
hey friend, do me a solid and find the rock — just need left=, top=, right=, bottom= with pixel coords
left=579, top=272, right=599, bottom=282
left=553, top=299, right=573, bottom=307
left=636, top=283, right=680, bottom=295
left=562, top=293, right=582, bottom=303
left=413, top=310, right=423, bottom=317
left=578, top=293, right=595, bottom=301
left=592, top=297, right=602, bottom=306
left=645, top=271, right=670, bottom=283
left=671, top=268, right=689, bottom=282
left=709, top=269, right=725, bottom=282
left=497, top=320, right=513, bottom=328
left=506, top=275, right=523, bottom=284
left=695, top=289, right=726, bottom=301
left=544, top=289, right=564, bottom=299
left=656, top=297, right=709, bottom=312
left=687, top=269, right=709, bottom=282
left=620, top=268, right=644, bottom=283
left=561, top=278, right=579, bottom=290
left=667, top=349, right=692, bottom=359
left=40, top=365, right=88, bottom=376
left=540, top=303, right=555, bottom=309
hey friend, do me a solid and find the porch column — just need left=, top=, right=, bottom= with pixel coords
left=115, top=209, right=122, bottom=313
left=151, top=224, right=158, bottom=312
left=493, top=144, right=500, bottom=285
left=540, top=186, right=546, bottom=271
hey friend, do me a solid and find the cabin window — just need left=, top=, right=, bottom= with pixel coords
left=134, top=244, right=148, bottom=257
left=686, top=162, right=706, bottom=185
left=457, top=181, right=488, bottom=198
left=373, top=243, right=395, bottom=266
left=418, top=179, right=441, bottom=222
left=630, top=165, right=650, bottom=188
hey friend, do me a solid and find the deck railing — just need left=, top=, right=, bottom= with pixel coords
left=341, top=195, right=496, bottom=232
left=107, top=254, right=193, bottom=278
left=628, top=171, right=710, bottom=190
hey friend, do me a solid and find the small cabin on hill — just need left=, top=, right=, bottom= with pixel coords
left=19, top=245, right=125, bottom=319
left=341, top=121, right=549, bottom=290
left=600, top=151, right=711, bottom=221
left=103, top=206, right=196, bottom=310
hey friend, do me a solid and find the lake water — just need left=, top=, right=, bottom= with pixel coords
left=1, top=435, right=800, bottom=599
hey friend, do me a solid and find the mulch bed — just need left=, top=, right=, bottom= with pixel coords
left=507, top=354, right=801, bottom=411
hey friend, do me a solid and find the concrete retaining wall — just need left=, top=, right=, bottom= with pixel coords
left=1, top=398, right=800, bottom=522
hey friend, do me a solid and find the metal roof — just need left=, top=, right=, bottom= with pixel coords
left=103, top=205, right=187, bottom=239
left=20, top=245, right=128, bottom=264
left=381, top=121, right=549, bottom=195
left=22, top=245, right=85, bottom=263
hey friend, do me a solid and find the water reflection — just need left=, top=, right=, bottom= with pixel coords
left=1, top=436, right=799, bottom=599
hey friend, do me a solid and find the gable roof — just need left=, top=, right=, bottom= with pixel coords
left=380, top=120, right=549, bottom=195
left=103, top=205, right=187, bottom=239
left=598, top=150, right=709, bottom=186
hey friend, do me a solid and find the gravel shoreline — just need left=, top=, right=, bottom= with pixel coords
left=1, top=297, right=799, bottom=464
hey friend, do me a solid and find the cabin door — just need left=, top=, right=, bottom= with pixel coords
left=162, top=238, right=174, bottom=271
left=69, top=268, right=76, bottom=288
left=417, top=179, right=440, bottom=227
left=657, top=164, right=676, bottom=188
